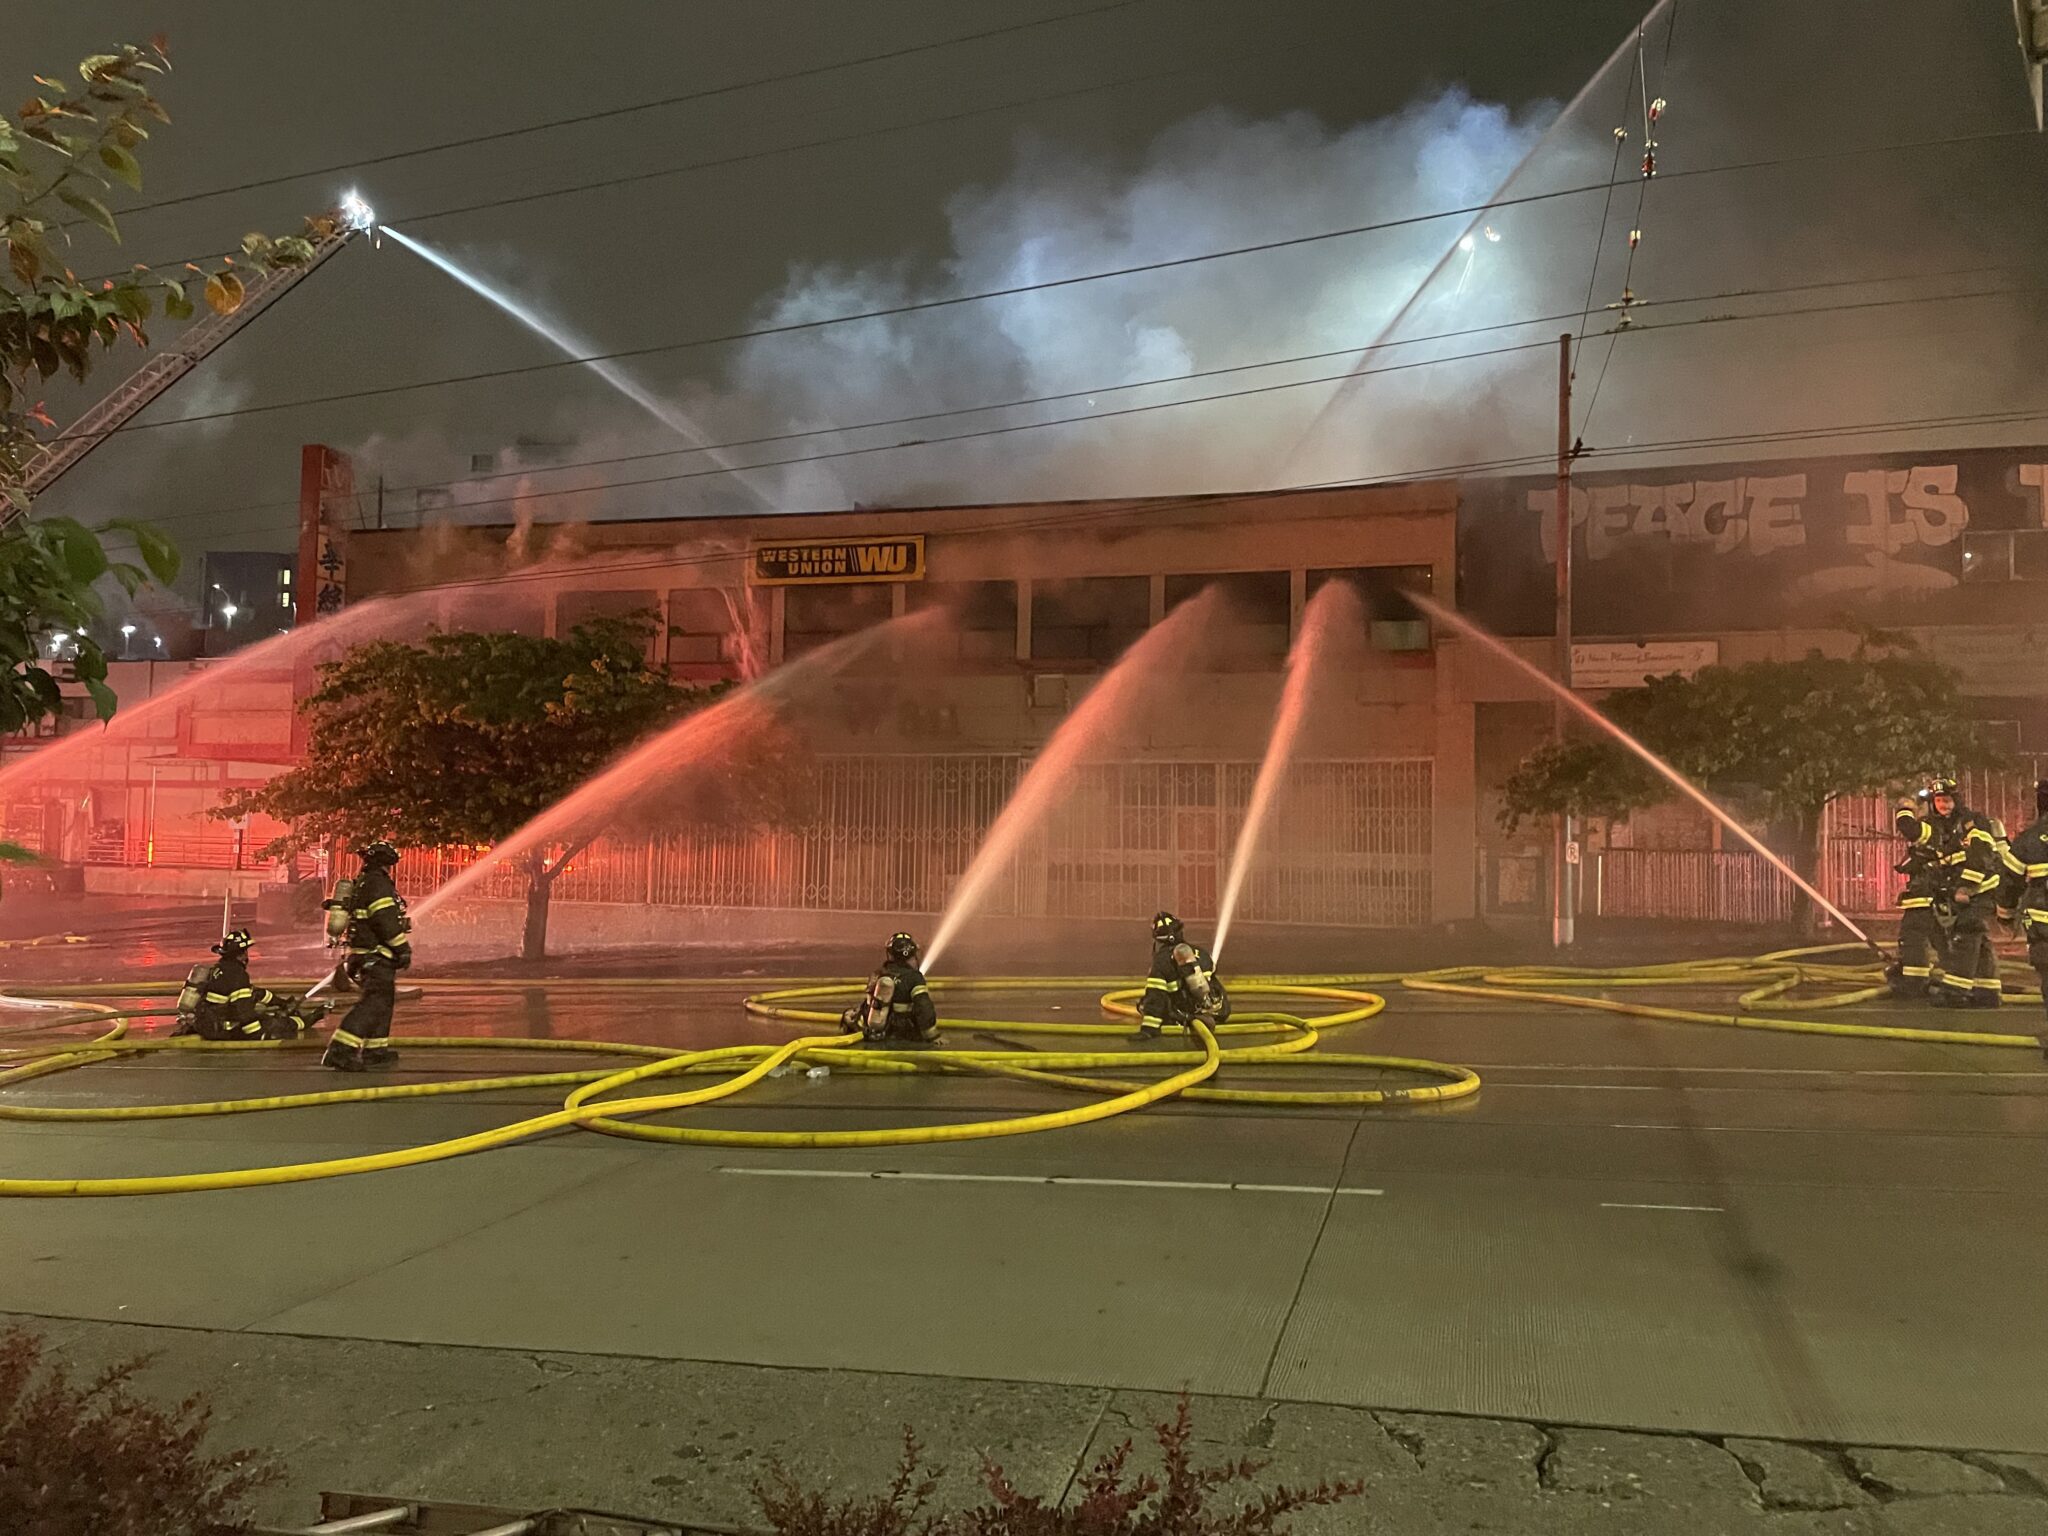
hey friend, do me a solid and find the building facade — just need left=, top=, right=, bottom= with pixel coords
left=11, top=444, right=2048, bottom=929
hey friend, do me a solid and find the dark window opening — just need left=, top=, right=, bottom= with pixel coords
left=1165, top=571, right=1290, bottom=663
left=783, top=584, right=893, bottom=659
left=908, top=580, right=1017, bottom=662
left=666, top=587, right=755, bottom=670
left=1961, top=532, right=2013, bottom=584
left=1031, top=576, right=1148, bottom=664
left=1308, top=565, right=1434, bottom=651
left=556, top=589, right=660, bottom=658
left=480, top=598, right=546, bottom=637
left=2014, top=531, right=2048, bottom=582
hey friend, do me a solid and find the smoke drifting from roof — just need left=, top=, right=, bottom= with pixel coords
left=729, top=90, right=1560, bottom=508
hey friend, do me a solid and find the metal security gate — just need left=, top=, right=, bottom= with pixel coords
left=975, top=757, right=1432, bottom=928
left=1597, top=849, right=1799, bottom=925
left=410, top=753, right=1435, bottom=928
left=1594, top=759, right=2048, bottom=923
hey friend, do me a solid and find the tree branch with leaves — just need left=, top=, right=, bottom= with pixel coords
left=1, top=37, right=324, bottom=512
left=1498, top=640, right=2008, bottom=921
left=0, top=37, right=329, bottom=864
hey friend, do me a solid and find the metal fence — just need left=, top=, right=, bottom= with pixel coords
left=1596, top=759, right=2048, bottom=923
left=398, top=753, right=1436, bottom=928
left=1596, top=849, right=1800, bottom=925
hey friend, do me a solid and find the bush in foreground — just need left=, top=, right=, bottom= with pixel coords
left=0, top=1325, right=274, bottom=1535
left=755, top=1398, right=1364, bottom=1536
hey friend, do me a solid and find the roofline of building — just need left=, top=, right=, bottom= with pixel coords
left=349, top=479, right=1458, bottom=542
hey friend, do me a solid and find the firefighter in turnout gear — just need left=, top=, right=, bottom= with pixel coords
left=1888, top=786, right=1955, bottom=999
left=174, top=930, right=325, bottom=1041
left=322, top=840, right=411, bottom=1071
left=1998, top=779, right=2048, bottom=1056
left=1900, top=778, right=2007, bottom=1009
left=1137, top=910, right=1231, bottom=1040
left=842, top=932, right=939, bottom=1044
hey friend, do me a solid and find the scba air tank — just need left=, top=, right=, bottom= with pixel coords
left=176, top=961, right=216, bottom=1017
left=323, top=876, right=356, bottom=945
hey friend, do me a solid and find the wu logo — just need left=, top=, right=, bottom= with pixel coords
left=855, top=545, right=909, bottom=574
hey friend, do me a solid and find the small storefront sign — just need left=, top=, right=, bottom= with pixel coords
left=748, top=535, right=925, bottom=586
left=1569, top=639, right=1719, bottom=689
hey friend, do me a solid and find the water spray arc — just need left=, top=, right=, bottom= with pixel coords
left=923, top=588, right=1226, bottom=974
left=1411, top=594, right=1885, bottom=954
left=0, top=595, right=445, bottom=800
left=413, top=610, right=937, bottom=922
left=378, top=226, right=790, bottom=510
left=1277, top=0, right=1673, bottom=484
left=1210, top=580, right=1359, bottom=961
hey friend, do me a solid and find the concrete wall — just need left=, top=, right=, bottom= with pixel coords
left=84, top=866, right=271, bottom=899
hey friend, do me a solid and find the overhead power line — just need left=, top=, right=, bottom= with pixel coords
left=67, top=121, right=2048, bottom=449
left=153, top=268, right=2048, bottom=543
left=114, top=1, right=1150, bottom=219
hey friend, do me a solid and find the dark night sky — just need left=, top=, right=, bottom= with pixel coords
left=9, top=0, right=2045, bottom=587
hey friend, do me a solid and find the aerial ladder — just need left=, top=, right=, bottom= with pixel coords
left=1, top=194, right=374, bottom=528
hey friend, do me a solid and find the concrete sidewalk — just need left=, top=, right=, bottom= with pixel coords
left=13, top=1313, right=2045, bottom=1535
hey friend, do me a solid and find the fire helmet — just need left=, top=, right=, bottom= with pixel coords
left=1927, top=776, right=1960, bottom=798
left=886, top=932, right=919, bottom=964
left=1152, top=910, right=1184, bottom=945
left=213, top=928, right=254, bottom=961
left=356, top=839, right=400, bottom=868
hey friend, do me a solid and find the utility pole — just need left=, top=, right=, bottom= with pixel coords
left=1553, top=332, right=1576, bottom=948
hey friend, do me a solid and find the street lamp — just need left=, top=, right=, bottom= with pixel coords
left=120, top=623, right=136, bottom=659
left=221, top=602, right=238, bottom=629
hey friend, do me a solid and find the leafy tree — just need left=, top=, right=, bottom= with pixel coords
left=2, top=38, right=324, bottom=510
left=2, top=38, right=318, bottom=861
left=218, top=618, right=782, bottom=960
left=1498, top=642, right=2006, bottom=916
left=0, top=515, right=178, bottom=863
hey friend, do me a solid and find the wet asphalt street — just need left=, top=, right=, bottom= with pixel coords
left=4, top=899, right=2047, bottom=1453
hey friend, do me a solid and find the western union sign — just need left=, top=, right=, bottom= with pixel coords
left=749, top=535, right=925, bottom=586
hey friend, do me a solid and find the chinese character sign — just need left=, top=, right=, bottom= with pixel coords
left=295, top=445, right=354, bottom=626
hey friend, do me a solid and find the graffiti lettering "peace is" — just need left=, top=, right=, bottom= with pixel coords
left=1530, top=465, right=1971, bottom=561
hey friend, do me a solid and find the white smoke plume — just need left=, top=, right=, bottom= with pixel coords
left=728, top=90, right=1563, bottom=508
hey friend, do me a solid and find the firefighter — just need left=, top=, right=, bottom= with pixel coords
left=1888, top=786, right=1954, bottom=1000
left=842, top=932, right=939, bottom=1044
left=1137, top=910, right=1231, bottom=1040
left=175, top=930, right=325, bottom=1041
left=1914, top=777, right=2006, bottom=1009
left=322, top=839, right=411, bottom=1071
left=1999, top=779, right=2048, bottom=1055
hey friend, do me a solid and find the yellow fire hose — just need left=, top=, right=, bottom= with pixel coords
left=0, top=946, right=2036, bottom=1198
left=0, top=980, right=1475, bottom=1197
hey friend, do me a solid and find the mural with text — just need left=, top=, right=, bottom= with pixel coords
left=1460, top=447, right=2048, bottom=636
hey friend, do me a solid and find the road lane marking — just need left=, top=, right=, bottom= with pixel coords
left=1611, top=1123, right=1810, bottom=1133
left=1601, top=1201, right=1724, bottom=1212
left=716, top=1166, right=873, bottom=1179
left=716, top=1167, right=1383, bottom=1196
left=1484, top=1083, right=1661, bottom=1091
